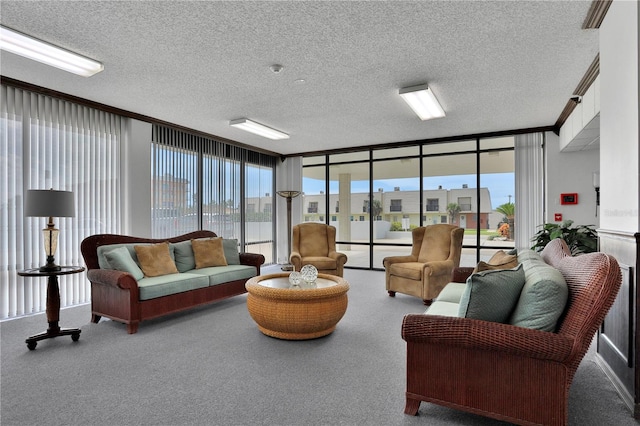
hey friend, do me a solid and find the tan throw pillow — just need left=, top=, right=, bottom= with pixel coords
left=134, top=242, right=178, bottom=277
left=192, top=238, right=228, bottom=269
left=473, top=250, right=518, bottom=273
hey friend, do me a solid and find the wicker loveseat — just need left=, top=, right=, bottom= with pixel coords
left=401, top=239, right=622, bottom=425
left=81, top=231, right=264, bottom=334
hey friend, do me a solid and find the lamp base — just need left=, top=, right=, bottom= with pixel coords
left=39, top=256, right=61, bottom=272
left=39, top=264, right=62, bottom=273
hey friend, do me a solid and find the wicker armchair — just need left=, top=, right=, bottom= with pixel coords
left=401, top=239, right=622, bottom=426
left=289, top=223, right=347, bottom=277
left=383, top=224, right=464, bottom=305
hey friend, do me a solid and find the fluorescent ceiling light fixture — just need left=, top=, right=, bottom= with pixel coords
left=229, top=118, right=289, bottom=140
left=399, top=84, right=445, bottom=120
left=0, top=26, right=104, bottom=77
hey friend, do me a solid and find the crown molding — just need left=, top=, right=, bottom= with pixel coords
left=582, top=0, right=613, bottom=29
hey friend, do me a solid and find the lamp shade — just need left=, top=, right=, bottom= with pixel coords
left=25, top=189, right=75, bottom=218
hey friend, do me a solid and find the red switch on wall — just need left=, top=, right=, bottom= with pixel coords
left=554, top=213, right=563, bottom=222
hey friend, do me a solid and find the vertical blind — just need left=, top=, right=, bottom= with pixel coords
left=515, top=132, right=545, bottom=251
left=152, top=125, right=276, bottom=261
left=0, top=85, right=121, bottom=319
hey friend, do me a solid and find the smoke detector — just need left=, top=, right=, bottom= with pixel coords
left=270, top=64, right=284, bottom=74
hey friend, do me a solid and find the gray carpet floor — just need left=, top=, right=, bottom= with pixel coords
left=1, top=267, right=637, bottom=426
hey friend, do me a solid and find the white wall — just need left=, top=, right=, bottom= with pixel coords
left=599, top=0, right=639, bottom=233
left=545, top=132, right=600, bottom=227
left=123, top=118, right=152, bottom=237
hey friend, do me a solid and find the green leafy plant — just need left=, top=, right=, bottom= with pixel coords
left=389, top=222, right=403, bottom=231
left=531, top=220, right=598, bottom=255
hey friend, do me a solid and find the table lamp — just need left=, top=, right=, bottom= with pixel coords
left=25, top=189, right=75, bottom=272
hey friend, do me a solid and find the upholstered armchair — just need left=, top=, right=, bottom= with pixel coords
left=383, top=224, right=464, bottom=305
left=289, top=223, right=347, bottom=277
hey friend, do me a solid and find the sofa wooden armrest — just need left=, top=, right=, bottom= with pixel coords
left=87, top=268, right=139, bottom=292
left=239, top=252, right=266, bottom=270
left=402, top=314, right=574, bottom=362
left=451, top=266, right=475, bottom=283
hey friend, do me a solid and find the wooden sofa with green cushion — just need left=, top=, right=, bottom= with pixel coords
left=81, top=231, right=265, bottom=334
left=401, top=238, right=622, bottom=425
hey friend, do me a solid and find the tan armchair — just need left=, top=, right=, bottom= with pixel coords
left=290, top=223, right=347, bottom=277
left=383, top=224, right=464, bottom=305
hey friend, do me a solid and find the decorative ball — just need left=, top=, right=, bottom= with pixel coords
left=289, top=271, right=302, bottom=286
left=300, top=264, right=318, bottom=284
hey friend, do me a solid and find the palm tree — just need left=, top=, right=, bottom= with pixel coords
left=370, top=199, right=383, bottom=219
left=447, top=203, right=461, bottom=225
left=495, top=202, right=515, bottom=240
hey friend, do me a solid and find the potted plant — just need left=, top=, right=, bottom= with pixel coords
left=531, top=219, right=598, bottom=255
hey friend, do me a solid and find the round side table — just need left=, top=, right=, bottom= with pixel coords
left=18, top=266, right=85, bottom=350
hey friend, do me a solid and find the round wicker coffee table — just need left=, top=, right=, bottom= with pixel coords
left=245, top=273, right=349, bottom=340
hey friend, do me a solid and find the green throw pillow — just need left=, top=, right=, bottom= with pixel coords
left=222, top=239, right=241, bottom=265
left=104, top=246, right=144, bottom=280
left=458, top=264, right=525, bottom=323
left=172, top=240, right=196, bottom=272
left=508, top=261, right=568, bottom=331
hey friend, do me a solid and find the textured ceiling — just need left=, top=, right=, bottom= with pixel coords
left=0, top=1, right=599, bottom=156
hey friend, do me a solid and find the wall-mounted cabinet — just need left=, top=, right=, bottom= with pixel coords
left=559, top=75, right=600, bottom=152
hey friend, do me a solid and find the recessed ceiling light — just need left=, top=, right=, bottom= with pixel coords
left=294, top=79, right=306, bottom=84
left=229, top=118, right=289, bottom=140
left=0, top=25, right=104, bottom=77
left=399, top=83, right=445, bottom=120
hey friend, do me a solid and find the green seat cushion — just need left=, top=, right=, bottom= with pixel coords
left=102, top=246, right=144, bottom=280
left=509, top=258, right=568, bottom=331
left=425, top=300, right=460, bottom=317
left=458, top=264, right=526, bottom=323
left=435, top=282, right=466, bottom=304
left=137, top=273, right=209, bottom=301
left=187, top=265, right=257, bottom=286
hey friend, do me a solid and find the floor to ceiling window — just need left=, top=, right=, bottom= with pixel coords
left=1, top=85, right=121, bottom=319
left=302, top=136, right=518, bottom=269
left=151, top=125, right=277, bottom=263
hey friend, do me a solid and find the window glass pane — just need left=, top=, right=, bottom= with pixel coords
left=422, top=152, right=476, bottom=264
left=373, top=158, right=420, bottom=253
left=330, top=152, right=368, bottom=163
left=245, top=163, right=274, bottom=264
left=480, top=136, right=515, bottom=251
left=480, top=136, right=515, bottom=150
left=302, top=165, right=326, bottom=221
left=303, top=155, right=325, bottom=166
left=424, top=139, right=476, bottom=154
left=372, top=146, right=419, bottom=159
left=329, top=162, right=370, bottom=265
left=152, top=126, right=277, bottom=263
left=152, top=145, right=197, bottom=238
